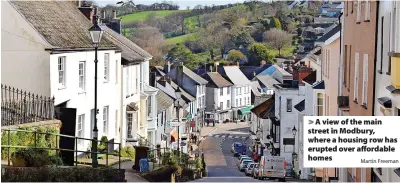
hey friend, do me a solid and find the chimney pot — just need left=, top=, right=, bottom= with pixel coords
left=260, top=60, right=266, bottom=67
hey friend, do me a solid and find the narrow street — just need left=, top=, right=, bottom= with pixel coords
left=194, top=122, right=260, bottom=182
left=194, top=122, right=303, bottom=182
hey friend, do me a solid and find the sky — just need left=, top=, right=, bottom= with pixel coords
left=95, top=0, right=247, bottom=9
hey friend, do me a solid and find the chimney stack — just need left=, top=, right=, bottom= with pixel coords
left=113, top=10, right=117, bottom=19
left=214, top=61, right=219, bottom=72
left=164, top=60, right=171, bottom=74
left=78, top=0, right=81, bottom=7
left=78, top=5, right=94, bottom=22
left=102, top=10, right=106, bottom=19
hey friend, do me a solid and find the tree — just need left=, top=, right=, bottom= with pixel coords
left=263, top=28, right=292, bottom=56
left=247, top=43, right=273, bottom=66
left=129, top=26, right=165, bottom=58
left=268, top=17, right=282, bottom=30
left=228, top=50, right=245, bottom=62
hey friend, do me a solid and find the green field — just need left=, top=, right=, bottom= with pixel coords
left=119, top=10, right=190, bottom=23
left=165, top=33, right=196, bottom=45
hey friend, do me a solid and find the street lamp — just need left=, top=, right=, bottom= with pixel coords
left=292, top=125, right=297, bottom=178
left=175, top=87, right=182, bottom=157
left=89, top=8, right=104, bottom=168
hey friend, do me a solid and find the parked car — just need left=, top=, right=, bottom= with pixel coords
left=238, top=154, right=249, bottom=160
left=232, top=142, right=241, bottom=153
left=239, top=160, right=253, bottom=171
left=245, top=163, right=256, bottom=176
left=252, top=163, right=260, bottom=179
left=232, top=142, right=246, bottom=156
left=239, top=157, right=252, bottom=164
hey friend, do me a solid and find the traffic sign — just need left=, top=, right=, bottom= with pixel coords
left=168, top=121, right=182, bottom=127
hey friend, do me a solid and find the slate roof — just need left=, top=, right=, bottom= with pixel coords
left=253, top=95, right=272, bottom=107
left=101, top=26, right=144, bottom=63
left=254, top=75, right=279, bottom=90
left=202, top=72, right=233, bottom=88
left=101, top=25, right=151, bottom=62
left=221, top=66, right=252, bottom=86
left=294, top=99, right=305, bottom=112
left=251, top=81, right=262, bottom=97
left=316, top=25, right=340, bottom=43
left=157, top=76, right=195, bottom=102
left=156, top=90, right=173, bottom=114
left=377, top=97, right=392, bottom=108
left=182, top=66, right=208, bottom=85
left=10, top=1, right=116, bottom=49
left=303, top=70, right=317, bottom=85
left=239, top=65, right=272, bottom=80
left=312, top=80, right=325, bottom=89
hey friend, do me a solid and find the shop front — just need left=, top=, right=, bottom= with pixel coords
left=238, top=106, right=253, bottom=121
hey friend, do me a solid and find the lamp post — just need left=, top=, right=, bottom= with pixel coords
left=292, top=125, right=297, bottom=178
left=89, top=8, right=104, bottom=168
left=175, top=87, right=182, bottom=157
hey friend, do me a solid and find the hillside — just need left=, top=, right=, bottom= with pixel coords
left=119, top=10, right=190, bottom=24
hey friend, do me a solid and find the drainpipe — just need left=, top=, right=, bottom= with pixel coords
left=371, top=1, right=380, bottom=116
left=337, top=12, right=343, bottom=117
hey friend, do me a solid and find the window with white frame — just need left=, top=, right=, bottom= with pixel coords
left=220, top=88, right=223, bottom=96
left=104, top=53, right=109, bottom=81
left=354, top=53, right=360, bottom=101
left=362, top=54, right=369, bottom=106
left=244, top=98, right=247, bottom=106
left=227, top=87, right=230, bottom=94
left=356, top=0, right=361, bottom=23
left=147, top=96, right=152, bottom=117
left=236, top=88, right=239, bottom=96
left=220, top=102, right=223, bottom=110
left=103, top=106, right=109, bottom=134
left=236, top=99, right=238, bottom=106
left=202, top=96, right=205, bottom=107
left=227, top=100, right=230, bottom=108
left=239, top=87, right=242, bottom=95
left=77, top=114, right=85, bottom=145
left=58, top=56, right=66, bottom=87
left=364, top=0, right=371, bottom=21
left=317, top=93, right=324, bottom=116
left=240, top=98, right=242, bottom=106
left=248, top=97, right=250, bottom=105
left=287, top=99, right=292, bottom=112
left=127, top=113, right=133, bottom=138
left=79, top=61, right=85, bottom=91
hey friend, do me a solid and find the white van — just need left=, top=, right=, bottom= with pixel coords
left=258, top=156, right=286, bottom=181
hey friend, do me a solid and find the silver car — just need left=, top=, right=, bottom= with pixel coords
left=239, top=160, right=253, bottom=171
left=245, top=163, right=255, bottom=176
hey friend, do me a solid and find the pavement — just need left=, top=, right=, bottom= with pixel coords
left=192, top=122, right=304, bottom=182
left=112, top=161, right=149, bottom=182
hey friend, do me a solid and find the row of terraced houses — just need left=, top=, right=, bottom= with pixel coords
left=247, top=1, right=400, bottom=182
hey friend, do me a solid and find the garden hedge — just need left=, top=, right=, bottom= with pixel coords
left=1, top=167, right=126, bottom=182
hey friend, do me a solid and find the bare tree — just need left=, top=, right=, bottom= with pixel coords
left=129, top=26, right=165, bottom=57
left=263, top=28, right=292, bottom=56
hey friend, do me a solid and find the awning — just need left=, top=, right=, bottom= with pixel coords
left=238, top=106, right=253, bottom=115
left=126, top=102, right=139, bottom=111
left=378, top=97, right=392, bottom=108
left=170, top=130, right=178, bottom=142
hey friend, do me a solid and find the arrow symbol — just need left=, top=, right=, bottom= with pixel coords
left=309, top=120, right=314, bottom=125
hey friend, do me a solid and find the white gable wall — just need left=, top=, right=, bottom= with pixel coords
left=1, top=1, right=51, bottom=96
